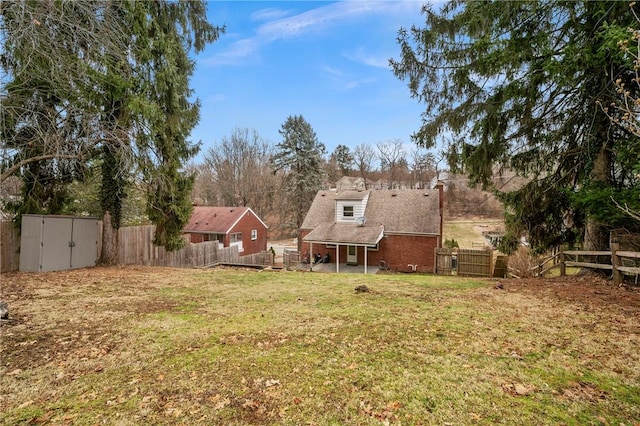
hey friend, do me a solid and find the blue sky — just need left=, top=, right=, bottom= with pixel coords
left=189, top=1, right=431, bottom=162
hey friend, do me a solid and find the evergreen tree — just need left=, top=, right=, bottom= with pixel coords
left=332, top=144, right=354, bottom=176
left=1, top=1, right=125, bottom=218
left=1, top=0, right=223, bottom=256
left=103, top=1, right=223, bottom=250
left=116, top=0, right=222, bottom=252
left=392, top=1, right=640, bottom=253
left=272, top=115, right=326, bottom=243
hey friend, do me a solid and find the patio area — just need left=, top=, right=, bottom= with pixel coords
left=307, top=262, right=380, bottom=274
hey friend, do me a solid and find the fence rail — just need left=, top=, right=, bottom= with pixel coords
left=559, top=244, right=640, bottom=285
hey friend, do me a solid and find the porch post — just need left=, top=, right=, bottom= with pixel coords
left=336, top=244, right=340, bottom=273
left=310, top=242, right=313, bottom=272
left=364, top=246, right=368, bottom=274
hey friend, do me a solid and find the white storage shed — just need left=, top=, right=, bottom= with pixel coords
left=19, top=214, right=99, bottom=272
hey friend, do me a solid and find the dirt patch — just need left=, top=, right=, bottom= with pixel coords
left=498, top=275, right=640, bottom=312
left=0, top=267, right=183, bottom=371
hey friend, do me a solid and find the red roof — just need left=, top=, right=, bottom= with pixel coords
left=184, top=206, right=256, bottom=234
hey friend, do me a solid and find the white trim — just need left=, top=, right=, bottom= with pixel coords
left=227, top=207, right=269, bottom=233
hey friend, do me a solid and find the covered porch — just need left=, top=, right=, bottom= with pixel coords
left=309, top=262, right=380, bottom=274
left=303, top=222, right=385, bottom=275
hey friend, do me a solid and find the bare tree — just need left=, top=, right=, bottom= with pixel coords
left=409, top=146, right=436, bottom=189
left=202, top=128, right=275, bottom=217
left=376, top=139, right=407, bottom=189
left=353, top=143, right=376, bottom=189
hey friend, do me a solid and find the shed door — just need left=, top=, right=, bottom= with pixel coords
left=19, top=215, right=44, bottom=272
left=41, top=217, right=74, bottom=272
left=70, top=218, right=98, bottom=269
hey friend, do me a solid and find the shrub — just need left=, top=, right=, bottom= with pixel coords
left=444, top=238, right=459, bottom=248
left=507, top=246, right=538, bottom=278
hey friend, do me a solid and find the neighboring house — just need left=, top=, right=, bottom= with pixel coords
left=300, top=182, right=444, bottom=273
left=184, top=206, right=268, bottom=256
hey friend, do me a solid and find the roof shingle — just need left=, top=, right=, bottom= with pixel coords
left=301, top=189, right=441, bottom=243
left=184, top=206, right=250, bottom=233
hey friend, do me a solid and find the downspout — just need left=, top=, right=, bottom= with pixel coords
left=436, top=181, right=444, bottom=248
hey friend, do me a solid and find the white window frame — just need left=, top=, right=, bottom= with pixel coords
left=343, top=205, right=354, bottom=218
left=251, top=229, right=258, bottom=240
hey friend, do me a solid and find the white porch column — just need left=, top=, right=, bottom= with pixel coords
left=309, top=242, right=313, bottom=271
left=364, top=247, right=368, bottom=274
left=336, top=244, right=340, bottom=273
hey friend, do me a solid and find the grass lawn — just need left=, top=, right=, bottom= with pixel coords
left=1, top=266, right=639, bottom=425
left=443, top=219, right=504, bottom=249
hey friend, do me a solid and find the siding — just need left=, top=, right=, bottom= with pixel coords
left=335, top=192, right=369, bottom=222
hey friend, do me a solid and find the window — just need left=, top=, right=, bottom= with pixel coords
left=343, top=205, right=354, bottom=217
left=251, top=229, right=257, bottom=240
left=230, top=232, right=242, bottom=243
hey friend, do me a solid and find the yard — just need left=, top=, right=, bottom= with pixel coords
left=1, top=266, right=639, bottom=425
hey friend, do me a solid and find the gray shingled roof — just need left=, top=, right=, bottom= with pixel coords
left=335, top=190, right=368, bottom=200
left=300, top=190, right=338, bottom=230
left=301, top=189, right=441, bottom=244
left=365, top=190, right=440, bottom=234
left=303, top=222, right=384, bottom=246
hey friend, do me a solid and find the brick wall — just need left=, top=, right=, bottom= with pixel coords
left=375, top=235, right=437, bottom=273
left=230, top=213, right=268, bottom=256
left=300, top=229, right=438, bottom=273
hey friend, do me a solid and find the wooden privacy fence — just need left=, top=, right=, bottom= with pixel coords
left=114, top=225, right=274, bottom=268
left=114, top=225, right=238, bottom=267
left=1, top=221, right=20, bottom=273
left=283, top=248, right=301, bottom=268
left=436, top=247, right=494, bottom=277
left=435, top=248, right=455, bottom=275
left=0, top=222, right=272, bottom=271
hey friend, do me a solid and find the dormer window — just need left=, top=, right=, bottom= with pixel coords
left=343, top=205, right=354, bottom=217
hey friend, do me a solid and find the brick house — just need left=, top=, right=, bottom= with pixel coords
left=184, top=206, right=268, bottom=256
left=300, top=183, right=443, bottom=273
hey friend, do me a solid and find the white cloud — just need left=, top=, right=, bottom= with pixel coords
left=321, top=63, right=376, bottom=91
left=322, top=65, right=344, bottom=77
left=343, top=47, right=391, bottom=69
left=251, top=8, right=292, bottom=22
left=204, top=38, right=260, bottom=66
left=206, top=1, right=423, bottom=66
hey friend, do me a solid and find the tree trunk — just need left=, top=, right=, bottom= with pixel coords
left=583, top=140, right=611, bottom=251
left=100, top=211, right=119, bottom=265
